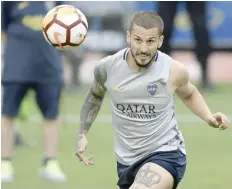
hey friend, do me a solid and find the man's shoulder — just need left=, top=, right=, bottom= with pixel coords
left=171, top=60, right=188, bottom=75
left=170, top=60, right=189, bottom=86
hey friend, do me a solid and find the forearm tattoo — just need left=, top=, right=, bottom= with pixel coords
left=79, top=62, right=107, bottom=134
left=134, top=165, right=161, bottom=187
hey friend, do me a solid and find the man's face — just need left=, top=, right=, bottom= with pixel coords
left=127, top=24, right=163, bottom=68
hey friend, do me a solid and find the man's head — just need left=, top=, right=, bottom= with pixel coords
left=127, top=12, right=164, bottom=68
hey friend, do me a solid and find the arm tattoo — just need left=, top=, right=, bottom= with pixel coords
left=78, top=62, right=107, bottom=134
left=134, top=165, right=161, bottom=187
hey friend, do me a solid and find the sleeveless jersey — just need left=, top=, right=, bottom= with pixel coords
left=103, top=48, right=186, bottom=165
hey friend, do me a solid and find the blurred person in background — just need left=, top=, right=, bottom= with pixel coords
left=1, top=1, right=66, bottom=182
left=158, top=1, right=213, bottom=90
left=1, top=34, right=29, bottom=148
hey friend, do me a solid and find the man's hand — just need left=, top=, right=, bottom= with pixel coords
left=206, top=112, right=230, bottom=130
left=76, top=134, right=94, bottom=166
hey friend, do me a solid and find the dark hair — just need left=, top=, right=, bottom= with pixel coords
left=129, top=12, right=164, bottom=35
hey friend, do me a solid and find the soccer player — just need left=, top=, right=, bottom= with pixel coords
left=76, top=12, right=230, bottom=189
left=1, top=1, right=66, bottom=182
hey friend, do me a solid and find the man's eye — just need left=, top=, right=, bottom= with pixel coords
left=147, top=40, right=155, bottom=43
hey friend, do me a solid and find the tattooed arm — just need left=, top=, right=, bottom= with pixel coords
left=78, top=62, right=107, bottom=135
left=76, top=59, right=108, bottom=166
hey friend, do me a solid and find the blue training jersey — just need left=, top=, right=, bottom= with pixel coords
left=1, top=1, right=64, bottom=84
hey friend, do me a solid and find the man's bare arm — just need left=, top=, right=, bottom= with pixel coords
left=174, top=62, right=212, bottom=122
left=78, top=62, right=107, bottom=135
left=174, top=62, right=229, bottom=129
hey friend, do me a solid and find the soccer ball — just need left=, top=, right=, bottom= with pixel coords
left=42, top=5, right=88, bottom=50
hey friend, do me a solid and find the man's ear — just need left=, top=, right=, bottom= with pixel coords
left=126, top=31, right=131, bottom=45
left=158, top=35, right=164, bottom=48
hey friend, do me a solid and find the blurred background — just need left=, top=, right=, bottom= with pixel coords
left=1, top=1, right=232, bottom=189
left=62, top=1, right=232, bottom=89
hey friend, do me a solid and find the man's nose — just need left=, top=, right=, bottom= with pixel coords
left=140, top=42, right=148, bottom=53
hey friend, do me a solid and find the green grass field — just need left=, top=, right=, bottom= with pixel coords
left=2, top=84, right=232, bottom=189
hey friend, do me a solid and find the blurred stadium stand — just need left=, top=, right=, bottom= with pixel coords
left=68, top=1, right=232, bottom=52
left=60, top=1, right=231, bottom=86
left=3, top=1, right=230, bottom=87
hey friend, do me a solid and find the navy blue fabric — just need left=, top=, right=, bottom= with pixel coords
left=2, top=82, right=62, bottom=119
left=117, top=150, right=187, bottom=189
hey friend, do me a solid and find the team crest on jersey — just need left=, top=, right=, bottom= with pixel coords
left=147, top=83, right=158, bottom=96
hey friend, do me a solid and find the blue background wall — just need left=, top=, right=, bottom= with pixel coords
left=137, top=1, right=232, bottom=48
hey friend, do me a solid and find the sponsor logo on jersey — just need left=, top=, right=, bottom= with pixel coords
left=116, top=104, right=157, bottom=119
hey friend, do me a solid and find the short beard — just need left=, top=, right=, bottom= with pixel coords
left=130, top=48, right=156, bottom=68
